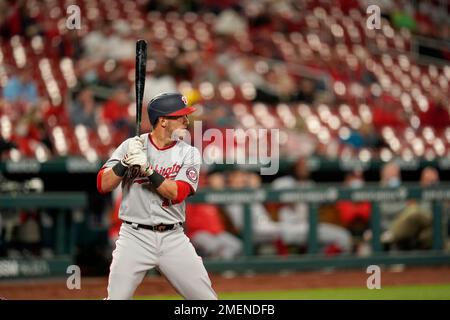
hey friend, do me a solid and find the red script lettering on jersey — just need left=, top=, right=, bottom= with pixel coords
left=153, top=163, right=182, bottom=179
left=133, top=163, right=182, bottom=184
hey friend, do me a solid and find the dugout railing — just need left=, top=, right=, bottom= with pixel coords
left=0, top=192, right=87, bottom=279
left=189, top=183, right=450, bottom=273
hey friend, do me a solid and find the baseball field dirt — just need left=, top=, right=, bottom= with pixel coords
left=1, top=266, right=450, bottom=299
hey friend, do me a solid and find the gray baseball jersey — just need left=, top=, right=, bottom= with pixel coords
left=103, top=133, right=201, bottom=225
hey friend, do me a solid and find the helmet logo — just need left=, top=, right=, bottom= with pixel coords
left=181, top=95, right=188, bottom=106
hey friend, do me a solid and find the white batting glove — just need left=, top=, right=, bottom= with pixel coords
left=128, top=136, right=144, bottom=155
left=124, top=151, right=148, bottom=168
left=127, top=152, right=154, bottom=177
left=120, top=154, right=131, bottom=167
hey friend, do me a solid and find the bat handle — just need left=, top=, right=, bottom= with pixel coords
left=127, top=164, right=141, bottom=181
left=135, top=106, right=141, bottom=137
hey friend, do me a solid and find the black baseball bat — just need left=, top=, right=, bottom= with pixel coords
left=126, top=40, right=147, bottom=183
left=135, top=39, right=147, bottom=136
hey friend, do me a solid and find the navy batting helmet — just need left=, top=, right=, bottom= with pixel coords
left=147, top=92, right=196, bottom=126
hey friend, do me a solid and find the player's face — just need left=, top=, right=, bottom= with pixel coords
left=164, top=115, right=189, bottom=134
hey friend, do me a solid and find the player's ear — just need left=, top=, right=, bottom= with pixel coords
left=159, top=117, right=168, bottom=128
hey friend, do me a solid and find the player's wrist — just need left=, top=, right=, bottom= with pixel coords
left=113, top=161, right=128, bottom=177
left=148, top=171, right=165, bottom=188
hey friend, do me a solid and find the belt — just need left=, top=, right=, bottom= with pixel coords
left=123, top=220, right=181, bottom=232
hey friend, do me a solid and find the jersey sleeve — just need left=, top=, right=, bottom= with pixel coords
left=102, top=139, right=129, bottom=169
left=175, top=146, right=202, bottom=194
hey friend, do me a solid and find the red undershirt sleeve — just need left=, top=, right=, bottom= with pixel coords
left=173, top=180, right=194, bottom=204
left=96, top=167, right=107, bottom=194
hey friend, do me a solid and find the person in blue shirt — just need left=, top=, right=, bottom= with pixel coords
left=3, top=67, right=38, bottom=105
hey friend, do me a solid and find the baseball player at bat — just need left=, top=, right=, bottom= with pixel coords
left=97, top=92, right=217, bottom=300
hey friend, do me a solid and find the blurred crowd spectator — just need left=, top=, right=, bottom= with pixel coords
left=381, top=166, right=440, bottom=251
left=69, top=88, right=98, bottom=129
left=271, top=158, right=352, bottom=254
left=353, top=162, right=448, bottom=254
left=336, top=170, right=371, bottom=238
left=3, top=66, right=38, bottom=105
left=186, top=169, right=242, bottom=260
